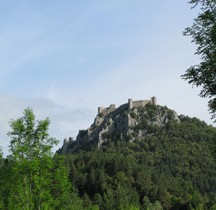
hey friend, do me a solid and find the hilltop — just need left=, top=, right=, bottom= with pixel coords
left=56, top=98, right=216, bottom=209
left=58, top=97, right=180, bottom=154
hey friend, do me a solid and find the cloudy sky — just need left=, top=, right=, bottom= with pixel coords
left=0, top=1, right=213, bottom=155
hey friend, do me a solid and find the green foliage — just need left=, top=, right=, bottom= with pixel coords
left=143, top=197, right=163, bottom=210
left=98, top=112, right=104, bottom=118
left=130, top=112, right=137, bottom=119
left=1, top=106, right=216, bottom=209
left=181, top=0, right=216, bottom=120
left=8, top=107, right=59, bottom=160
left=65, top=109, right=216, bottom=209
left=0, top=147, right=2, bottom=159
left=0, top=108, right=85, bottom=210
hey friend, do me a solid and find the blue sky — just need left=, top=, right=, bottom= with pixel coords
left=0, top=1, right=213, bottom=155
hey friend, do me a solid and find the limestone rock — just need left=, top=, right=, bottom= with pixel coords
left=57, top=98, right=182, bottom=154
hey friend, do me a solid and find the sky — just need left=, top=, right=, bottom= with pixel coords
left=0, top=1, right=214, bottom=155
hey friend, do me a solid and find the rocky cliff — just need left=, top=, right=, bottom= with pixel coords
left=57, top=100, right=181, bottom=154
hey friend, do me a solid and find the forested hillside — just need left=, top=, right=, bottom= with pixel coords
left=63, top=105, right=216, bottom=209
left=1, top=105, right=216, bottom=209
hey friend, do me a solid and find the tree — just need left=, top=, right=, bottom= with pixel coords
left=5, top=107, right=83, bottom=209
left=0, top=147, right=2, bottom=159
left=6, top=108, right=58, bottom=209
left=8, top=107, right=58, bottom=160
left=181, top=0, right=216, bottom=120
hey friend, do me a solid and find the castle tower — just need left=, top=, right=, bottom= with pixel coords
left=128, top=98, right=133, bottom=109
left=151, top=96, right=157, bottom=105
left=98, top=107, right=104, bottom=114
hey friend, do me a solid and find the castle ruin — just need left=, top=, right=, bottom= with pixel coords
left=98, top=104, right=116, bottom=116
left=98, top=97, right=157, bottom=115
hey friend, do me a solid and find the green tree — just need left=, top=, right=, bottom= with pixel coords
left=142, top=197, right=163, bottom=210
left=8, top=107, right=58, bottom=161
left=0, top=147, right=2, bottom=159
left=5, top=107, right=83, bottom=209
left=181, top=0, right=216, bottom=120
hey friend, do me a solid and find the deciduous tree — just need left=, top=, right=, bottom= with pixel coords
left=182, top=0, right=216, bottom=120
left=8, top=107, right=58, bottom=160
left=5, top=107, right=83, bottom=209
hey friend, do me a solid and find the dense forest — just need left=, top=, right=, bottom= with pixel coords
left=0, top=105, right=216, bottom=209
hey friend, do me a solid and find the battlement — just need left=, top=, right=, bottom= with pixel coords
left=98, top=97, right=157, bottom=114
left=128, top=97, right=157, bottom=109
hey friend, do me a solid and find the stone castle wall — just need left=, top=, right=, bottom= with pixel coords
left=129, top=99, right=150, bottom=109
left=98, top=104, right=116, bottom=115
left=129, top=97, right=157, bottom=109
left=98, top=97, right=157, bottom=115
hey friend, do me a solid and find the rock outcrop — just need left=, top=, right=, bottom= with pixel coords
left=57, top=98, right=181, bottom=154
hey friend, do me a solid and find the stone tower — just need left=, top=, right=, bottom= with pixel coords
left=151, top=96, right=157, bottom=105
left=128, top=98, right=133, bottom=109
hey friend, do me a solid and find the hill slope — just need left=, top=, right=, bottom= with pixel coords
left=58, top=101, right=216, bottom=209
left=58, top=100, right=180, bottom=153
